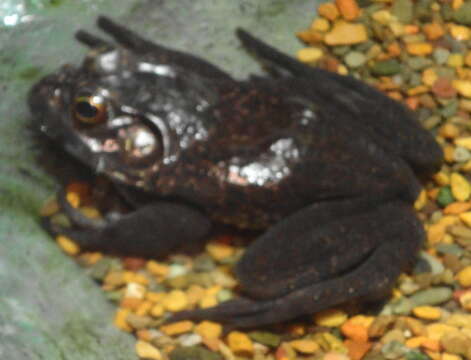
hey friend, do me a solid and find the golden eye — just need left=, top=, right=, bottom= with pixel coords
left=73, top=95, right=107, bottom=124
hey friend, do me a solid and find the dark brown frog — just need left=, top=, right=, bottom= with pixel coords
left=29, top=17, right=443, bottom=328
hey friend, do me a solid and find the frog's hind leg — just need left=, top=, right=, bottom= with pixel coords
left=75, top=30, right=113, bottom=50
left=168, top=200, right=424, bottom=328
left=94, top=16, right=233, bottom=81
left=49, top=188, right=211, bottom=259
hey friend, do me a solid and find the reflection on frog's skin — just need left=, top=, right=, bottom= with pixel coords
left=29, top=16, right=443, bottom=328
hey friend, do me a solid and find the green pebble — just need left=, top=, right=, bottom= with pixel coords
left=433, top=48, right=450, bottom=65
left=440, top=100, right=459, bottom=118
left=440, top=3, right=453, bottom=21
left=381, top=340, right=408, bottom=360
left=391, top=297, right=413, bottom=315
left=371, top=60, right=401, bottom=76
left=419, top=251, right=445, bottom=275
left=408, top=72, right=423, bottom=87
left=106, top=290, right=122, bottom=303
left=437, top=186, right=455, bottom=207
left=407, top=57, right=433, bottom=71
left=216, top=289, right=233, bottom=302
left=409, top=287, right=453, bottom=306
left=391, top=0, right=413, bottom=23
left=165, top=274, right=190, bottom=289
left=249, top=331, right=281, bottom=347
left=87, top=258, right=113, bottom=280
left=345, top=52, right=367, bottom=68
left=169, top=346, right=222, bottom=360
left=332, top=46, right=351, bottom=56
left=406, top=350, right=431, bottom=360
left=193, top=254, right=216, bottom=272
left=454, top=147, right=471, bottom=163
left=49, top=213, right=71, bottom=228
left=422, top=115, right=441, bottom=130
left=415, top=0, right=433, bottom=21
left=453, top=2, right=471, bottom=25
left=436, top=243, right=464, bottom=257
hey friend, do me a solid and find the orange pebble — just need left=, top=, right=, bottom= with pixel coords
left=443, top=202, right=471, bottom=214
left=344, top=340, right=372, bottom=360
left=341, top=322, right=369, bottom=342
left=318, top=3, right=340, bottom=21
left=405, top=25, right=419, bottom=34
left=423, top=23, right=445, bottom=40
left=405, top=97, right=420, bottom=110
left=335, top=0, right=360, bottom=20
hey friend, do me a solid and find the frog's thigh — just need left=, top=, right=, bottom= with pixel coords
left=57, top=201, right=211, bottom=258
left=236, top=200, right=424, bottom=301
left=168, top=201, right=423, bottom=327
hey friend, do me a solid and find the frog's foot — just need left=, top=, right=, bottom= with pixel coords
left=49, top=188, right=211, bottom=258
left=168, top=200, right=424, bottom=328
left=74, top=16, right=232, bottom=81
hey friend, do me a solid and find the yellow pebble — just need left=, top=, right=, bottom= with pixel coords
left=406, top=43, right=433, bottom=56
left=465, top=51, right=471, bottom=67
left=146, top=260, right=169, bottom=277
left=66, top=191, right=80, bottom=208
left=56, top=235, right=80, bottom=255
left=455, top=137, right=471, bottom=151
left=337, top=65, right=348, bottom=76
left=290, top=339, right=320, bottom=354
left=433, top=172, right=450, bottom=186
left=314, top=308, right=348, bottom=327
left=452, top=0, right=463, bottom=9
left=195, top=321, right=223, bottom=339
left=324, top=21, right=368, bottom=46
left=460, top=212, right=471, bottom=227
left=422, top=68, right=438, bottom=87
left=412, top=306, right=442, bottom=320
left=150, top=303, right=165, bottom=318
left=414, top=190, right=427, bottom=210
left=79, top=206, right=101, bottom=219
left=449, top=24, right=470, bottom=41
left=448, top=53, right=464, bottom=68
left=297, top=47, right=324, bottom=63
left=450, top=173, right=471, bottom=201
left=227, top=331, right=254, bottom=356
left=426, top=323, right=459, bottom=341
left=442, top=353, right=462, bottom=360
left=135, top=340, right=162, bottom=360
left=114, top=308, right=132, bottom=332
left=133, top=301, right=153, bottom=317
left=146, top=291, right=165, bottom=303
left=206, top=242, right=235, bottom=261
left=372, top=10, right=393, bottom=25
left=162, top=290, right=189, bottom=312
left=453, top=80, right=471, bottom=98
left=457, top=266, right=471, bottom=287
left=199, top=294, right=218, bottom=308
left=311, top=18, right=330, bottom=32
left=160, top=320, right=194, bottom=335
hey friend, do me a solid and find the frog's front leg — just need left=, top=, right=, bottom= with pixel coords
left=169, top=200, right=424, bottom=328
left=51, top=189, right=211, bottom=258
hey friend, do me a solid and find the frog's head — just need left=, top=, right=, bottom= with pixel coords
left=29, top=46, right=180, bottom=190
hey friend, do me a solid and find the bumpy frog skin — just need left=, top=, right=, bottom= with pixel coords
left=29, top=17, right=443, bottom=328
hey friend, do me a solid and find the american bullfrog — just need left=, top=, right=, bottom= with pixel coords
left=29, top=16, right=443, bottom=328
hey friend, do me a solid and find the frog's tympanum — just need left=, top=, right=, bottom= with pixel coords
left=29, top=17, right=443, bottom=328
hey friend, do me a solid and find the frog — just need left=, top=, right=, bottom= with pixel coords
left=29, top=16, right=443, bottom=328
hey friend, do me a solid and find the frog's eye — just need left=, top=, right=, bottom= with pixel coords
left=73, top=95, right=107, bottom=125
